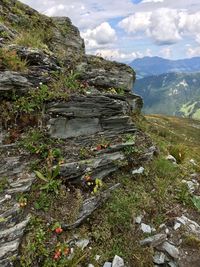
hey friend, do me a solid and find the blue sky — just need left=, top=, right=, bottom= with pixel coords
left=20, top=0, right=200, bottom=62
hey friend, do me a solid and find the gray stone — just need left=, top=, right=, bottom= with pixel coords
left=0, top=216, right=30, bottom=243
left=75, top=239, right=90, bottom=250
left=139, top=146, right=159, bottom=162
left=135, top=215, right=143, bottom=224
left=132, top=167, right=144, bottom=175
left=103, top=262, right=112, bottom=267
left=59, top=152, right=125, bottom=182
left=153, top=252, right=166, bottom=264
left=77, top=55, right=135, bottom=91
left=112, top=255, right=125, bottom=267
left=168, top=262, right=178, bottom=267
left=140, top=234, right=167, bottom=247
left=159, top=241, right=179, bottom=259
left=176, top=215, right=200, bottom=237
left=181, top=179, right=199, bottom=193
left=0, top=239, right=20, bottom=259
left=166, top=155, right=177, bottom=164
left=141, top=223, right=152, bottom=233
left=0, top=71, right=32, bottom=97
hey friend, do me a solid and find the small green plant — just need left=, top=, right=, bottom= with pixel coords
left=34, top=192, right=51, bottom=211
left=51, top=71, right=87, bottom=93
left=0, top=48, right=27, bottom=71
left=191, top=195, right=200, bottom=211
left=123, top=134, right=136, bottom=143
left=34, top=165, right=61, bottom=194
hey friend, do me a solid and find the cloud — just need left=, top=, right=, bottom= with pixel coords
left=20, top=0, right=135, bottom=29
left=119, top=12, right=151, bottom=34
left=93, top=49, right=143, bottom=61
left=119, top=8, right=200, bottom=46
left=187, top=47, right=200, bottom=57
left=179, top=11, right=200, bottom=42
left=92, top=48, right=153, bottom=61
left=148, top=9, right=181, bottom=45
left=81, top=22, right=117, bottom=49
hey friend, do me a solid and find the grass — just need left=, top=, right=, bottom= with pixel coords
left=0, top=48, right=27, bottom=71
left=9, top=112, right=200, bottom=266
left=14, top=31, right=48, bottom=50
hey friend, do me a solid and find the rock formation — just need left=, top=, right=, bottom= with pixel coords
left=0, top=0, right=146, bottom=266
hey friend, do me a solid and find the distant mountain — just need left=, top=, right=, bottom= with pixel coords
left=134, top=72, right=200, bottom=120
left=130, top=56, right=200, bottom=78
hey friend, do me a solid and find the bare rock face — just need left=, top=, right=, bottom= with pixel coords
left=52, top=17, right=85, bottom=64
left=77, top=55, right=135, bottom=92
left=0, top=71, right=32, bottom=97
left=46, top=95, right=136, bottom=139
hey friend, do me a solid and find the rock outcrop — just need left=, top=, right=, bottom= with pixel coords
left=0, top=0, right=145, bottom=266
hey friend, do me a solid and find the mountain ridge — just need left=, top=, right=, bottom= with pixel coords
left=134, top=71, right=200, bottom=119
left=130, top=56, right=200, bottom=78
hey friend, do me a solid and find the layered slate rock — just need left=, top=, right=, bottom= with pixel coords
left=0, top=71, right=32, bottom=97
left=0, top=154, right=35, bottom=267
left=77, top=55, right=135, bottom=91
left=46, top=95, right=136, bottom=139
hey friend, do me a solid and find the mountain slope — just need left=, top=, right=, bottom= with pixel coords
left=130, top=56, right=200, bottom=78
left=134, top=72, right=200, bottom=119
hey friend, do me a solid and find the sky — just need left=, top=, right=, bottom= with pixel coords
left=20, top=0, right=200, bottom=62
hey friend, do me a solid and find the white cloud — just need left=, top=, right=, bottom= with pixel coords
left=92, top=49, right=143, bottom=61
left=81, top=22, right=117, bottom=49
left=119, top=8, right=200, bottom=46
left=187, top=47, right=200, bottom=57
left=119, top=12, right=151, bottom=34
left=20, top=0, right=135, bottom=29
left=148, top=8, right=181, bottom=44
left=179, top=11, right=200, bottom=44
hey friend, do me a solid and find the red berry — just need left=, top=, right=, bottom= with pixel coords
left=55, top=227, right=63, bottom=234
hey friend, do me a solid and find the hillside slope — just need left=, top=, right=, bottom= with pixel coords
left=134, top=72, right=200, bottom=119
